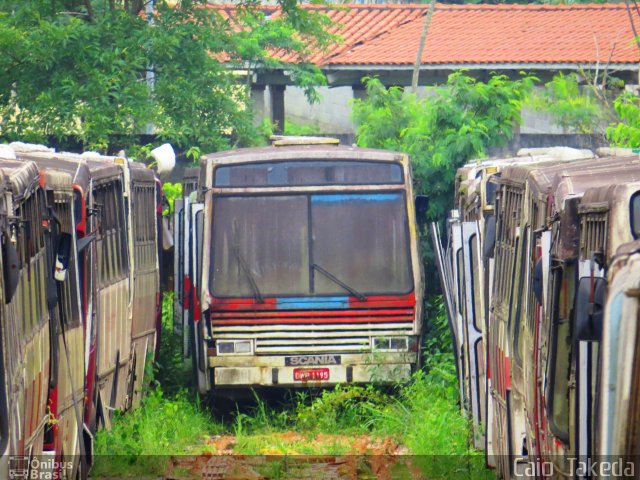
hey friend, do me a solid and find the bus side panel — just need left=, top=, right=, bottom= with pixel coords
left=5, top=227, right=51, bottom=473
left=461, top=221, right=486, bottom=449
left=130, top=184, right=160, bottom=409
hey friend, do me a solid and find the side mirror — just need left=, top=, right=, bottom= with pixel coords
left=2, top=232, right=19, bottom=304
left=532, top=258, right=543, bottom=305
left=54, top=233, right=72, bottom=282
left=483, top=215, right=496, bottom=259
left=414, top=195, right=429, bottom=224
left=574, top=276, right=606, bottom=341
left=77, top=234, right=96, bottom=253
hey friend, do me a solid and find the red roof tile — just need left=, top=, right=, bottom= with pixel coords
left=326, top=4, right=640, bottom=66
left=209, top=4, right=640, bottom=68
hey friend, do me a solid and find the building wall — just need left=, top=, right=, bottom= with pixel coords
left=285, top=86, right=356, bottom=135
left=278, top=83, right=612, bottom=148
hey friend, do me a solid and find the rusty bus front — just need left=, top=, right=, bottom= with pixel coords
left=186, top=144, right=424, bottom=391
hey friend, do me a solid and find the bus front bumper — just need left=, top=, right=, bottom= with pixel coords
left=209, top=353, right=415, bottom=387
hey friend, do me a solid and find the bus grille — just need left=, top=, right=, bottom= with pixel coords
left=209, top=307, right=415, bottom=354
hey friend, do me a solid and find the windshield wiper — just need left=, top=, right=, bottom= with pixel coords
left=311, top=263, right=367, bottom=301
left=233, top=247, right=264, bottom=303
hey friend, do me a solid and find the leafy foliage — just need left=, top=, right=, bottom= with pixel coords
left=155, top=292, right=190, bottom=393
left=528, top=72, right=612, bottom=135
left=284, top=119, right=319, bottom=136
left=0, top=0, right=334, bottom=152
left=352, top=72, right=535, bottom=228
left=161, top=182, right=183, bottom=216
left=294, top=384, right=390, bottom=434
left=606, top=92, right=640, bottom=148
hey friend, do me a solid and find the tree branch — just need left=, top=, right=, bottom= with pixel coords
left=84, top=0, right=94, bottom=22
left=602, top=34, right=619, bottom=90
left=412, top=0, right=435, bottom=95
left=624, top=0, right=640, bottom=52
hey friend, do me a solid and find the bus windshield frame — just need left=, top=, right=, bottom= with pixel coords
left=208, top=189, right=414, bottom=299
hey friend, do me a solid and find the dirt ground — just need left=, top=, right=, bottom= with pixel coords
left=167, top=433, right=426, bottom=479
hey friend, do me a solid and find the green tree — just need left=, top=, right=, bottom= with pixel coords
left=352, top=73, right=536, bottom=222
left=528, top=72, right=614, bottom=136
left=0, top=1, right=334, bottom=152
left=606, top=92, right=640, bottom=147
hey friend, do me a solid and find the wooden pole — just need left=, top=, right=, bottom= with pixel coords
left=412, top=0, right=436, bottom=94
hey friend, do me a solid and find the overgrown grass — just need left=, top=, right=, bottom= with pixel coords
left=155, top=292, right=192, bottom=394
left=91, top=294, right=493, bottom=478
left=92, top=293, right=221, bottom=477
left=92, top=388, right=220, bottom=477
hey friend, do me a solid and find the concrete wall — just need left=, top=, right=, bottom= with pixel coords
left=285, top=86, right=356, bottom=135
left=274, top=83, right=611, bottom=151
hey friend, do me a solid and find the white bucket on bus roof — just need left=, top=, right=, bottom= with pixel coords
left=152, top=143, right=176, bottom=174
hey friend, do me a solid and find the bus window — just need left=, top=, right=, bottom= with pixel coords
left=211, top=195, right=310, bottom=297
left=311, top=193, right=412, bottom=295
left=513, top=229, right=529, bottom=366
left=214, top=161, right=403, bottom=187
left=210, top=192, right=412, bottom=298
left=115, top=181, right=129, bottom=277
left=195, top=209, right=204, bottom=290
left=602, top=292, right=623, bottom=451
left=470, top=234, right=481, bottom=332
left=546, top=264, right=573, bottom=443
left=630, top=191, right=640, bottom=239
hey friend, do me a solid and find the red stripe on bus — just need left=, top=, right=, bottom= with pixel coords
left=210, top=308, right=414, bottom=318
left=505, top=356, right=511, bottom=390
left=183, top=276, right=191, bottom=310
left=209, top=294, right=416, bottom=311
left=211, top=316, right=414, bottom=326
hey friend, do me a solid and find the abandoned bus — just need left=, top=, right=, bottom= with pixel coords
left=0, top=158, right=52, bottom=479
left=180, top=139, right=424, bottom=391
left=435, top=146, right=640, bottom=478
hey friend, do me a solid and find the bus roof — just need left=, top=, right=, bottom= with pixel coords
left=0, top=160, right=41, bottom=200
left=202, top=145, right=407, bottom=165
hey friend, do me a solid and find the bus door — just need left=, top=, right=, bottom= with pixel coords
left=461, top=221, right=486, bottom=449
left=189, top=202, right=209, bottom=393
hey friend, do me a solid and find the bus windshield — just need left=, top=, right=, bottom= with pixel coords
left=210, top=192, right=413, bottom=298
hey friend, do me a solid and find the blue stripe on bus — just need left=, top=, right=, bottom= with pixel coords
left=310, top=193, right=400, bottom=203
left=276, top=297, right=349, bottom=310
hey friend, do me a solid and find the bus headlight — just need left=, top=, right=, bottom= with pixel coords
left=372, top=336, right=408, bottom=352
left=216, top=340, right=253, bottom=355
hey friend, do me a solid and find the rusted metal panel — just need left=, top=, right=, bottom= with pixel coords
left=0, top=163, right=51, bottom=475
